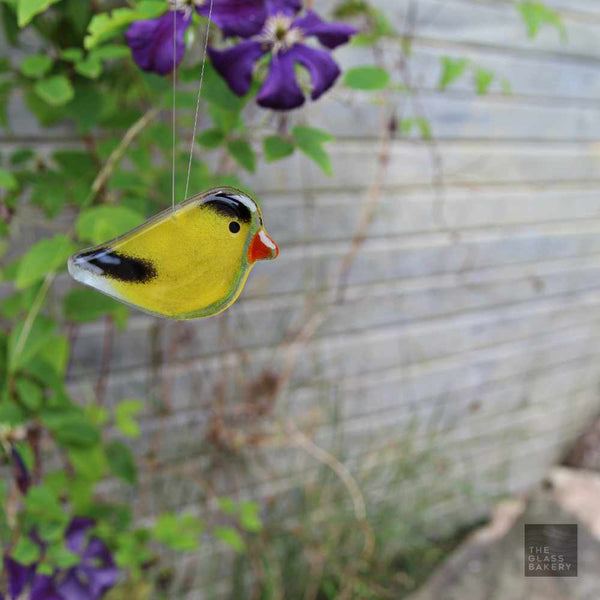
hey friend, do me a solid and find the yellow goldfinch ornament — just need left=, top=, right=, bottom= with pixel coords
left=68, top=188, right=279, bottom=320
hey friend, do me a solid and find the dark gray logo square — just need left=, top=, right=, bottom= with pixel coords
left=524, top=524, right=577, bottom=577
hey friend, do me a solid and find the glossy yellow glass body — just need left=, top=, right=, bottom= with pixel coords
left=68, top=188, right=278, bottom=320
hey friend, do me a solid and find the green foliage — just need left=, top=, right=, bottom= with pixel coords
left=214, top=526, right=246, bottom=552
left=20, top=54, right=53, bottom=78
left=84, top=2, right=165, bottom=49
left=17, top=0, right=63, bottom=27
left=153, top=513, right=204, bottom=552
left=115, top=399, right=143, bottom=438
left=438, top=57, right=469, bottom=91
left=15, top=234, right=75, bottom=289
left=34, top=75, right=75, bottom=106
left=76, top=206, right=145, bottom=245
left=63, top=289, right=128, bottom=325
left=474, top=68, right=494, bottom=95
left=0, top=168, right=18, bottom=190
left=227, top=139, right=256, bottom=173
left=292, top=126, right=334, bottom=176
left=344, top=66, right=390, bottom=90
left=517, top=1, right=567, bottom=41
left=106, top=440, right=137, bottom=484
left=263, top=135, right=295, bottom=162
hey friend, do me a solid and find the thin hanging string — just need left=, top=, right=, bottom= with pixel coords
left=171, top=7, right=177, bottom=213
left=183, top=0, right=215, bottom=204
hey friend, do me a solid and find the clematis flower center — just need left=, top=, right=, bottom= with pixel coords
left=261, top=14, right=304, bottom=54
left=169, top=0, right=205, bottom=17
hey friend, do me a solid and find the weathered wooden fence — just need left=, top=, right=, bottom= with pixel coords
left=3, top=0, right=600, bottom=597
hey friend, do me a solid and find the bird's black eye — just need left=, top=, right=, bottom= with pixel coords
left=229, top=221, right=241, bottom=234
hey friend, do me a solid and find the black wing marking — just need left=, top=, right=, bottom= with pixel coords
left=74, top=248, right=157, bottom=283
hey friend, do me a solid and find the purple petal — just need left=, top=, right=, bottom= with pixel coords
left=257, top=50, right=305, bottom=110
left=11, top=447, right=30, bottom=494
left=126, top=11, right=190, bottom=75
left=197, top=0, right=267, bottom=38
left=84, top=565, right=119, bottom=598
left=288, top=43, right=341, bottom=100
left=30, top=575, right=62, bottom=600
left=208, top=40, right=268, bottom=96
left=55, top=571, right=88, bottom=600
left=266, top=0, right=301, bottom=17
left=4, top=557, right=34, bottom=599
left=64, top=517, right=95, bottom=554
left=294, top=11, right=358, bottom=49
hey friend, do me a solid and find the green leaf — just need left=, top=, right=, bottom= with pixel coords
left=214, top=526, right=246, bottom=552
left=46, top=543, right=80, bottom=568
left=63, top=289, right=125, bottom=323
left=74, top=56, right=102, bottom=79
left=263, top=135, right=295, bottom=162
left=474, top=68, right=494, bottom=95
left=76, top=205, right=144, bottom=245
left=84, top=3, right=165, bottom=49
left=44, top=414, right=101, bottom=448
left=517, top=1, right=567, bottom=41
left=154, top=513, right=203, bottom=552
left=16, top=234, right=75, bottom=289
left=24, top=485, right=68, bottom=535
left=16, top=376, right=43, bottom=410
left=69, top=445, right=107, bottom=480
left=12, top=537, right=41, bottom=565
left=37, top=334, right=69, bottom=375
left=8, top=315, right=56, bottom=372
left=24, top=88, right=68, bottom=126
left=238, top=501, right=262, bottom=533
left=227, top=139, right=256, bottom=173
left=60, top=47, right=83, bottom=62
left=106, top=440, right=136, bottom=485
left=17, top=0, right=62, bottom=27
left=415, top=117, right=432, bottom=140
left=292, top=125, right=334, bottom=176
left=344, top=66, right=390, bottom=91
left=197, top=128, right=225, bottom=149
left=34, top=75, right=74, bottom=106
left=115, top=399, right=143, bottom=438
left=20, top=54, right=52, bottom=78
left=91, top=44, right=130, bottom=61
left=438, top=57, right=469, bottom=91
left=0, top=168, right=17, bottom=191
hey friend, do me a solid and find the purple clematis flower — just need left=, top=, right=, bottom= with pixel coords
left=55, top=518, right=118, bottom=600
left=2, top=518, right=118, bottom=600
left=126, top=10, right=190, bottom=75
left=126, top=0, right=268, bottom=75
left=2, top=557, right=60, bottom=600
left=208, top=0, right=358, bottom=110
left=11, top=447, right=31, bottom=494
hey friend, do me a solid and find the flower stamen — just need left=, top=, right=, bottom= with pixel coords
left=260, top=14, right=304, bottom=54
left=168, top=0, right=205, bottom=18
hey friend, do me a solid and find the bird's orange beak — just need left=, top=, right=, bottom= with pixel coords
left=248, top=229, right=279, bottom=263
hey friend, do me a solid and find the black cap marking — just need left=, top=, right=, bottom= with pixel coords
left=204, top=191, right=253, bottom=224
left=75, top=249, right=157, bottom=283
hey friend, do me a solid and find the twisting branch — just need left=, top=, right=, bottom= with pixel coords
left=89, top=106, right=160, bottom=202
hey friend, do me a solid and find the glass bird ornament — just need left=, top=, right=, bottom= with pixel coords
left=68, top=188, right=279, bottom=320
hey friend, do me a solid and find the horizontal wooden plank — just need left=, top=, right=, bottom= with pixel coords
left=309, top=90, right=600, bottom=141
left=68, top=248, right=600, bottom=377
left=248, top=140, right=600, bottom=193
left=353, top=0, right=600, bottom=61
left=480, top=0, right=600, bottom=19
left=336, top=41, right=600, bottom=102
left=70, top=302, right=600, bottom=424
